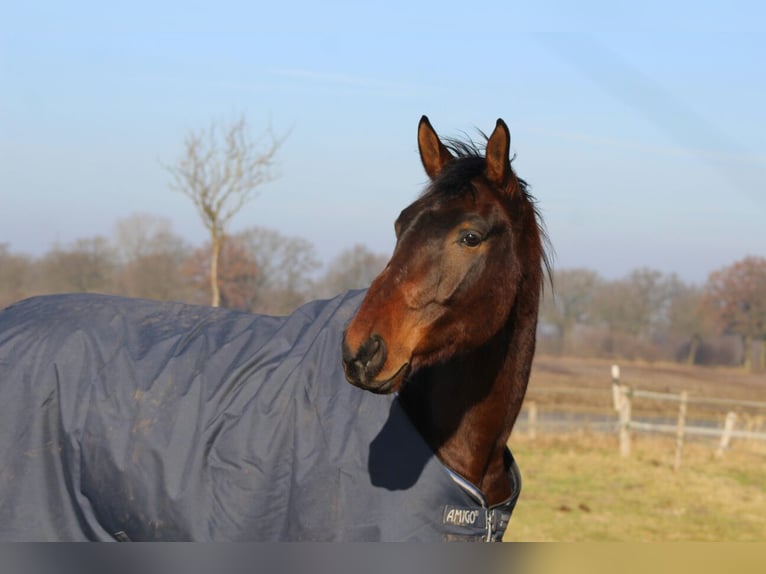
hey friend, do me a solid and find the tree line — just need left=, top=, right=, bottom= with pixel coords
left=3, top=227, right=764, bottom=371
left=539, top=258, right=766, bottom=371
left=0, top=213, right=388, bottom=317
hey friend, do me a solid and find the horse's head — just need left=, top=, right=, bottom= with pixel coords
left=342, top=116, right=544, bottom=394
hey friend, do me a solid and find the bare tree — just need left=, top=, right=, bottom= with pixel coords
left=236, top=227, right=320, bottom=314
left=314, top=244, right=390, bottom=299
left=113, top=213, right=192, bottom=301
left=664, top=278, right=713, bottom=365
left=164, top=116, right=287, bottom=307
left=704, top=256, right=766, bottom=371
left=0, top=244, right=35, bottom=308
left=590, top=268, right=678, bottom=360
left=181, top=234, right=260, bottom=311
left=180, top=227, right=319, bottom=314
left=39, top=237, right=117, bottom=294
left=114, top=213, right=180, bottom=262
left=541, top=268, right=600, bottom=355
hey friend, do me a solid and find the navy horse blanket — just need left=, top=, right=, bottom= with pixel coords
left=0, top=291, right=520, bottom=541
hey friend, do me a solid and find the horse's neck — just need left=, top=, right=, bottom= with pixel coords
left=399, top=316, right=534, bottom=505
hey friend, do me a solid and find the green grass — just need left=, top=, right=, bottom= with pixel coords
left=503, top=432, right=766, bottom=541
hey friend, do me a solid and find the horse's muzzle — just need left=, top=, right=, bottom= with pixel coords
left=343, top=335, right=410, bottom=394
left=342, top=333, right=393, bottom=393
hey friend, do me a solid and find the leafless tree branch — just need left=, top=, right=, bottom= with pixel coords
left=163, top=115, right=288, bottom=306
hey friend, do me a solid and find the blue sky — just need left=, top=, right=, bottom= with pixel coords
left=1, top=1, right=764, bottom=284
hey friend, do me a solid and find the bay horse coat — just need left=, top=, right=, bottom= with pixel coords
left=0, top=291, right=519, bottom=541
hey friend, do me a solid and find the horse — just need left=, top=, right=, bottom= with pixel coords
left=343, top=116, right=548, bottom=507
left=0, top=116, right=547, bottom=541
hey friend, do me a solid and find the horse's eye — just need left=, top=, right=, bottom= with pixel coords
left=460, top=231, right=483, bottom=247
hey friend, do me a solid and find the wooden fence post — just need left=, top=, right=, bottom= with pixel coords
left=673, top=390, right=689, bottom=471
left=715, top=411, right=737, bottom=458
left=611, top=365, right=631, bottom=457
left=618, top=386, right=632, bottom=458
left=611, top=364, right=621, bottom=410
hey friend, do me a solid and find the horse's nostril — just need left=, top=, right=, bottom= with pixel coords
left=364, top=335, right=386, bottom=374
left=365, top=337, right=380, bottom=368
left=342, top=334, right=387, bottom=385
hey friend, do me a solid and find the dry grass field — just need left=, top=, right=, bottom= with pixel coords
left=503, top=355, right=766, bottom=542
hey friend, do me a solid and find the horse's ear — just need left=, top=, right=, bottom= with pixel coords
left=418, top=116, right=454, bottom=180
left=485, top=118, right=511, bottom=187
